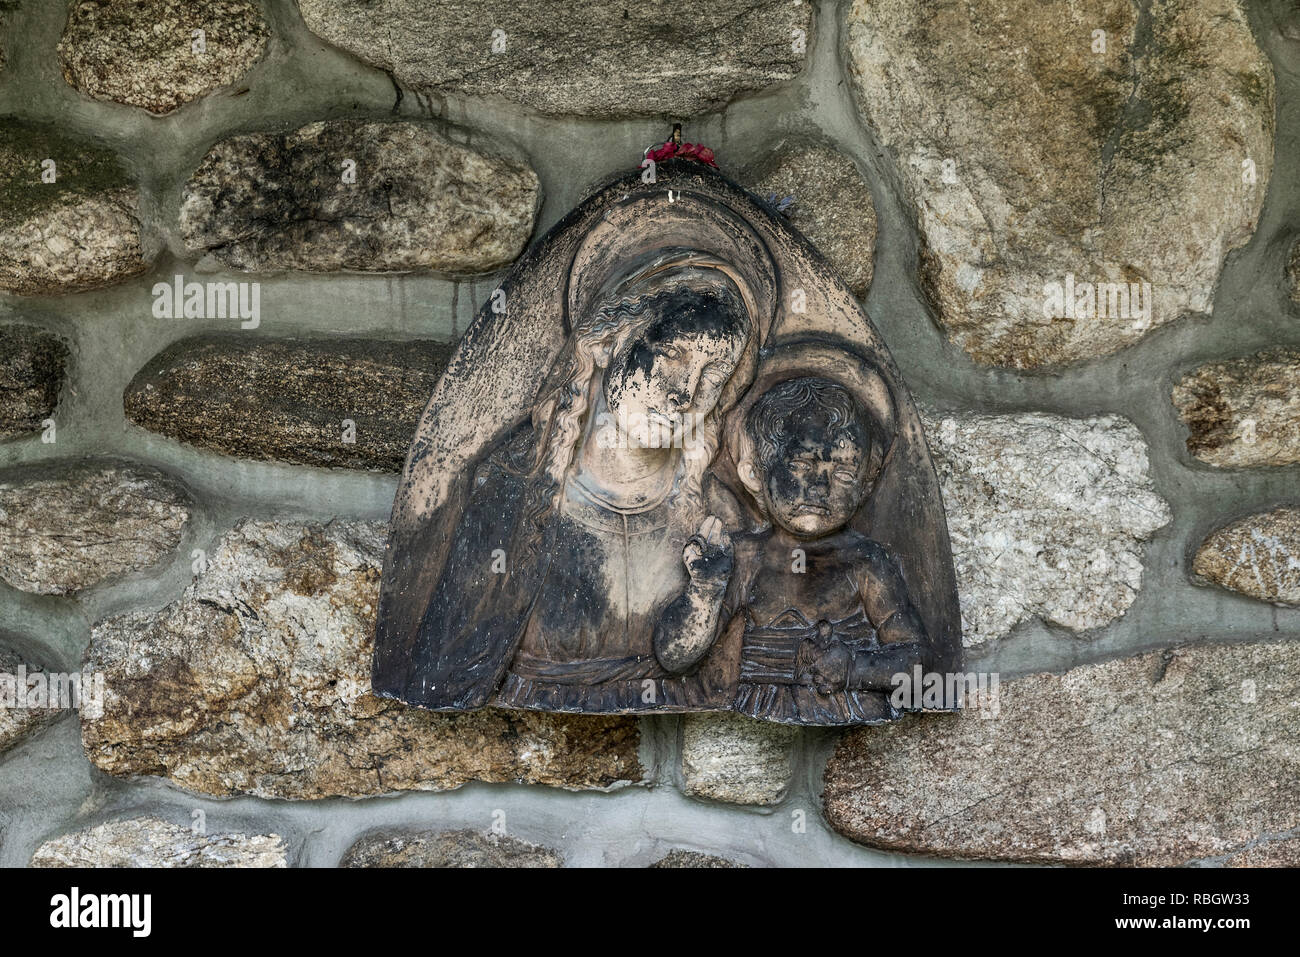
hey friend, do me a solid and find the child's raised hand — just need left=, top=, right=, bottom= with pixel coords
left=683, top=515, right=733, bottom=590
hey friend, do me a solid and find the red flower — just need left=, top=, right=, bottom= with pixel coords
left=644, top=139, right=718, bottom=168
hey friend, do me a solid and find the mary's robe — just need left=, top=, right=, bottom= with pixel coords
left=394, top=421, right=741, bottom=713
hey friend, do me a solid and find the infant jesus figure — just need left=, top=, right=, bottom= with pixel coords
left=653, top=365, right=934, bottom=725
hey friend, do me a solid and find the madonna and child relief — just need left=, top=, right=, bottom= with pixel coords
left=373, top=152, right=962, bottom=726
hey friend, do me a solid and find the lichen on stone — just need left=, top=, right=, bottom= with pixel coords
left=0, top=120, right=147, bottom=294
left=0, top=121, right=132, bottom=223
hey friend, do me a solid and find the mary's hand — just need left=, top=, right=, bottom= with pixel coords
left=683, top=515, right=733, bottom=591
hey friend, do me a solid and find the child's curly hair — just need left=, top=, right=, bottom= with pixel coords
left=744, top=376, right=890, bottom=493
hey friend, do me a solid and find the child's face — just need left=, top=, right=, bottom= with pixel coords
left=757, top=407, right=870, bottom=538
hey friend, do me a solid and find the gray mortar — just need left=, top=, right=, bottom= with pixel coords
left=0, top=0, right=1297, bottom=867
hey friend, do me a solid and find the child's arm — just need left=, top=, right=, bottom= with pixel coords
left=809, top=550, right=929, bottom=692
left=653, top=516, right=733, bottom=674
left=809, top=636, right=923, bottom=693
left=861, top=550, right=928, bottom=647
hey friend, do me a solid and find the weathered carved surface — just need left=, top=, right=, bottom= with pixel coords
left=845, top=0, right=1273, bottom=368
left=82, top=520, right=642, bottom=799
left=59, top=0, right=269, bottom=113
left=124, top=335, right=454, bottom=471
left=741, top=139, right=877, bottom=297
left=1173, top=350, right=1300, bottom=468
left=341, top=829, right=562, bottom=868
left=823, top=641, right=1300, bottom=865
left=0, top=324, right=67, bottom=441
left=296, top=0, right=811, bottom=117
left=1193, top=508, right=1300, bottom=607
left=0, top=461, right=190, bottom=595
left=0, top=122, right=148, bottom=295
left=180, top=120, right=539, bottom=274
left=923, top=411, right=1171, bottom=644
left=31, top=817, right=287, bottom=868
left=376, top=159, right=962, bottom=727
left=680, top=713, right=797, bottom=806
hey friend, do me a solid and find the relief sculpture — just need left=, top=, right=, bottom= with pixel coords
left=374, top=143, right=962, bottom=724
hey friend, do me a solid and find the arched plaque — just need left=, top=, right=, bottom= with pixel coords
left=373, top=151, right=962, bottom=725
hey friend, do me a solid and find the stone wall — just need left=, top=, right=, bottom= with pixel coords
left=1, top=0, right=1298, bottom=867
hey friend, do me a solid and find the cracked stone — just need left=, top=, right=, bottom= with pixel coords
left=296, top=0, right=811, bottom=117
left=180, top=119, right=539, bottom=274
left=922, top=411, right=1171, bottom=644
left=1193, top=507, right=1300, bottom=607
left=59, top=0, right=269, bottom=114
left=823, top=640, right=1300, bottom=865
left=846, top=0, right=1273, bottom=368
left=1173, top=349, right=1300, bottom=468
left=0, top=121, right=149, bottom=295
left=124, top=335, right=454, bottom=471
left=0, top=323, right=68, bottom=441
left=680, top=712, right=797, bottom=806
left=31, top=816, right=286, bottom=867
left=0, top=461, right=191, bottom=595
left=82, top=519, right=643, bottom=799
left=341, top=829, right=561, bottom=867
left=741, top=139, right=876, bottom=297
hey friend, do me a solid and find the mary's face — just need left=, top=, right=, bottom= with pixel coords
left=603, top=290, right=748, bottom=449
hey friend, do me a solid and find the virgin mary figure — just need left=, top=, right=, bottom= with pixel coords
left=403, top=256, right=762, bottom=712
left=374, top=168, right=781, bottom=712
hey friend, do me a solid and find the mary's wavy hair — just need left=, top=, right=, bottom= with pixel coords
left=526, top=277, right=756, bottom=539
